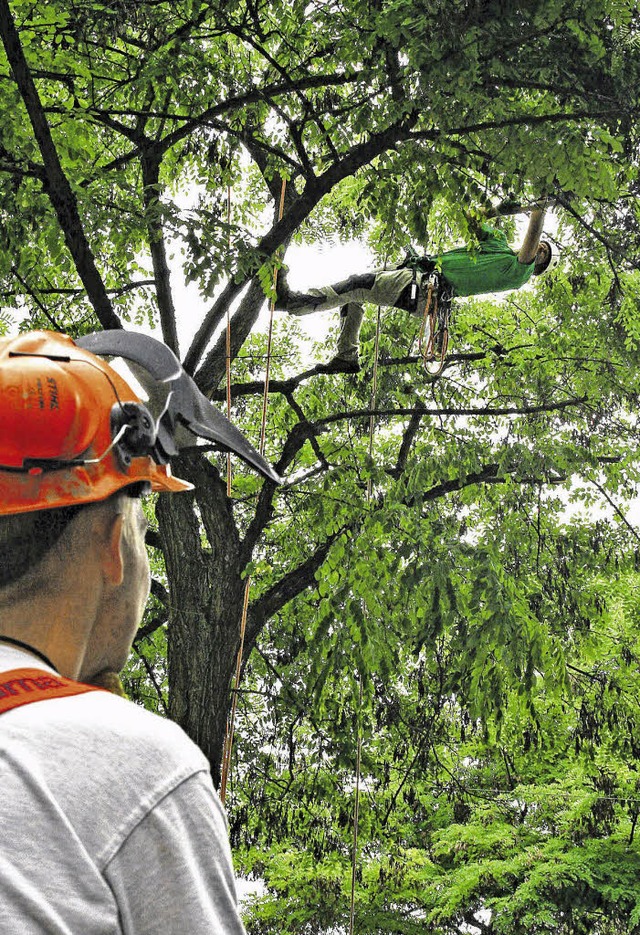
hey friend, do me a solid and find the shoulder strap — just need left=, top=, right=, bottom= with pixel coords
left=0, top=668, right=106, bottom=716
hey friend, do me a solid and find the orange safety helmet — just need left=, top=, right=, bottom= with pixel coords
left=0, top=330, right=280, bottom=516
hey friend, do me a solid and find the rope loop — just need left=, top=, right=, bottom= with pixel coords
left=417, top=273, right=450, bottom=377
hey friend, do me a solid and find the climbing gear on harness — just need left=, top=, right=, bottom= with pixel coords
left=0, top=329, right=281, bottom=515
left=417, top=272, right=453, bottom=376
left=395, top=249, right=439, bottom=316
left=398, top=248, right=437, bottom=276
left=0, top=669, right=107, bottom=716
left=410, top=266, right=419, bottom=306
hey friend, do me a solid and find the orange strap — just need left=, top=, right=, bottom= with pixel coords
left=0, top=668, right=106, bottom=715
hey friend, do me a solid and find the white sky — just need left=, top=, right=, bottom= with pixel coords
left=170, top=238, right=374, bottom=355
left=6, top=220, right=639, bottom=530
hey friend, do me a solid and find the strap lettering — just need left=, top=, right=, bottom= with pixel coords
left=0, top=668, right=106, bottom=715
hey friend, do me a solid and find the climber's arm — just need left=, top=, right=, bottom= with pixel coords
left=517, top=200, right=548, bottom=264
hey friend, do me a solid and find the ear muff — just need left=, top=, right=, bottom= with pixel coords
left=0, top=331, right=193, bottom=515
left=110, top=402, right=156, bottom=470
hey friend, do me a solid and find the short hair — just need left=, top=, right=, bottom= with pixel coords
left=0, top=504, right=86, bottom=589
left=0, top=483, right=149, bottom=590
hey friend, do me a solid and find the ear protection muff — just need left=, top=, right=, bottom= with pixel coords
left=0, top=331, right=193, bottom=516
left=110, top=402, right=157, bottom=470
left=0, top=329, right=280, bottom=518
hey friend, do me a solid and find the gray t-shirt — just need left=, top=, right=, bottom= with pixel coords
left=0, top=645, right=246, bottom=934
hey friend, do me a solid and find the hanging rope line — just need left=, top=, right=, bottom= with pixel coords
left=260, top=177, right=286, bottom=455
left=350, top=256, right=386, bottom=934
left=226, top=185, right=233, bottom=497
left=349, top=678, right=364, bottom=935
left=219, top=580, right=250, bottom=803
left=220, top=177, right=287, bottom=805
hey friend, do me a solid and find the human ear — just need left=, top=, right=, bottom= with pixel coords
left=101, top=513, right=125, bottom=587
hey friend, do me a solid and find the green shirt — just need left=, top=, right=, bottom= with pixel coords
left=436, top=225, right=535, bottom=297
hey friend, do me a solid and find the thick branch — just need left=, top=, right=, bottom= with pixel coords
left=140, top=151, right=180, bottom=354
left=422, top=108, right=630, bottom=139
left=208, top=351, right=497, bottom=401
left=0, top=279, right=156, bottom=299
left=245, top=533, right=341, bottom=648
left=419, top=463, right=501, bottom=504
left=145, top=528, right=163, bottom=551
left=316, top=396, right=588, bottom=427
left=392, top=411, right=423, bottom=479
left=188, top=114, right=418, bottom=378
left=150, top=577, right=169, bottom=606
left=189, top=275, right=269, bottom=388
left=191, top=174, right=293, bottom=390
left=0, top=0, right=120, bottom=330
left=134, top=613, right=168, bottom=644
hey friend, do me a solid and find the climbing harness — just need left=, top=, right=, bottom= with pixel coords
left=417, top=272, right=453, bottom=377
left=219, top=177, right=287, bottom=805
left=395, top=248, right=453, bottom=376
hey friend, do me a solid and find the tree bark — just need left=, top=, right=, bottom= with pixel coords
left=156, top=452, right=246, bottom=785
left=141, top=152, right=180, bottom=355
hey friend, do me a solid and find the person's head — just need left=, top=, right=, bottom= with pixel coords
left=0, top=329, right=278, bottom=679
left=0, top=483, right=151, bottom=678
left=533, top=240, right=559, bottom=276
left=76, top=485, right=152, bottom=679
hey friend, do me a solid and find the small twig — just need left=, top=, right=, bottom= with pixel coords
left=133, top=644, right=168, bottom=715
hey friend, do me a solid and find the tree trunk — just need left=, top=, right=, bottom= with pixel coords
left=156, top=452, right=245, bottom=786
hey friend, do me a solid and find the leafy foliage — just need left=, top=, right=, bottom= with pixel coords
left=1, top=0, right=640, bottom=931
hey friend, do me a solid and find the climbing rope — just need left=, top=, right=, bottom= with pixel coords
left=260, top=179, right=286, bottom=454
left=219, top=580, right=250, bottom=803
left=219, top=177, right=287, bottom=805
left=349, top=281, right=385, bottom=934
left=417, top=272, right=450, bottom=377
left=226, top=185, right=233, bottom=497
left=349, top=679, right=364, bottom=935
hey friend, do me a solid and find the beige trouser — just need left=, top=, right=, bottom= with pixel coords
left=283, top=269, right=415, bottom=358
left=283, top=268, right=415, bottom=315
left=336, top=303, right=364, bottom=357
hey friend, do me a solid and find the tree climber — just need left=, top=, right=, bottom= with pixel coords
left=276, top=201, right=557, bottom=372
left=0, top=330, right=280, bottom=934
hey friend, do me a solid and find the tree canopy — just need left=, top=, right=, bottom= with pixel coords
left=1, top=0, right=640, bottom=931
